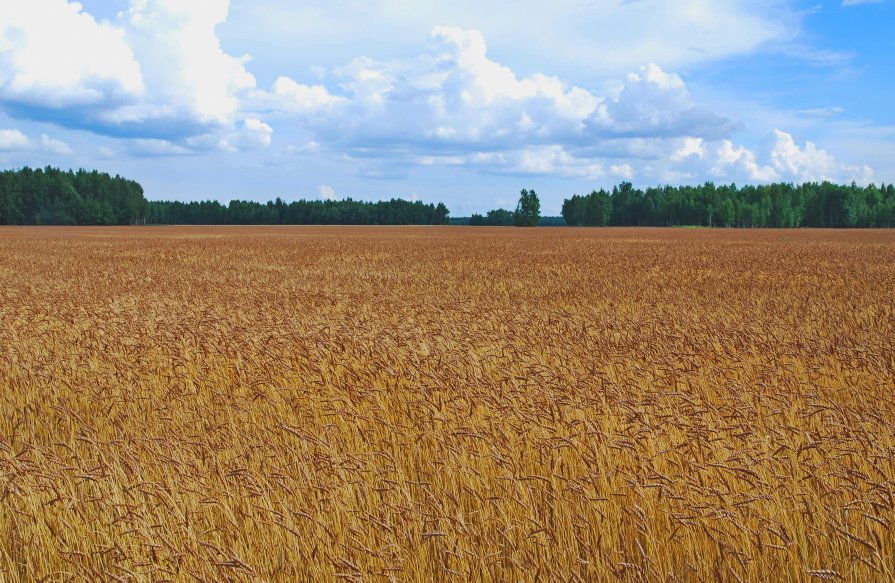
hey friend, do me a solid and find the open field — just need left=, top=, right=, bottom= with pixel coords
left=1, top=226, right=894, bottom=582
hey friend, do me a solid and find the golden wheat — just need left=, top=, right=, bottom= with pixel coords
left=1, top=226, right=894, bottom=582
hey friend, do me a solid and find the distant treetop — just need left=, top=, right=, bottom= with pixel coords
left=0, top=166, right=451, bottom=226
left=561, top=181, right=895, bottom=228
left=3, top=167, right=892, bottom=228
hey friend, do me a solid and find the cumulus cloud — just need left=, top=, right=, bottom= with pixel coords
left=256, top=77, right=346, bottom=113
left=0, top=4, right=874, bottom=185
left=0, top=128, right=73, bottom=155
left=118, top=0, right=256, bottom=129
left=658, top=131, right=873, bottom=185
left=762, top=129, right=873, bottom=183
left=586, top=64, right=741, bottom=139
left=270, top=26, right=600, bottom=152
left=251, top=26, right=870, bottom=185
left=0, top=0, right=144, bottom=108
left=40, top=134, right=73, bottom=155
left=245, top=28, right=744, bottom=178
left=183, top=118, right=274, bottom=153
left=0, top=128, right=30, bottom=150
left=317, top=184, right=338, bottom=200
left=0, top=0, right=262, bottom=152
left=238, top=118, right=274, bottom=149
left=610, top=164, right=634, bottom=180
left=706, top=140, right=779, bottom=182
left=480, top=147, right=605, bottom=179
left=143, top=24, right=589, bottom=164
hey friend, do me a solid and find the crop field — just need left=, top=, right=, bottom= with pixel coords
left=1, top=226, right=894, bottom=582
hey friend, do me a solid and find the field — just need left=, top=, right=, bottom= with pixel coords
left=1, top=226, right=894, bottom=582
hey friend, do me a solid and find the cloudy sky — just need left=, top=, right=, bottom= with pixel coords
left=1, top=0, right=893, bottom=214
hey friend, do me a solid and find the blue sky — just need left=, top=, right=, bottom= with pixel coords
left=1, top=0, right=893, bottom=214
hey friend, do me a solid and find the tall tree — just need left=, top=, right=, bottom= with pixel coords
left=514, top=189, right=541, bottom=227
left=559, top=180, right=895, bottom=229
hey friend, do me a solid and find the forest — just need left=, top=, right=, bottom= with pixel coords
left=0, top=166, right=147, bottom=225
left=148, top=198, right=450, bottom=226
left=561, top=181, right=895, bottom=228
left=3, top=166, right=895, bottom=228
left=0, top=167, right=449, bottom=226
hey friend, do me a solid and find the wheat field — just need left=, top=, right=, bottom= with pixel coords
left=1, top=226, right=894, bottom=582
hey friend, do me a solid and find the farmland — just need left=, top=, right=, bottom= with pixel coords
left=1, top=226, right=894, bottom=582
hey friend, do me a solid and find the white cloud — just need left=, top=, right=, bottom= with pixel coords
left=191, top=118, right=273, bottom=152
left=0, top=0, right=264, bottom=153
left=228, top=0, right=793, bottom=74
left=654, top=131, right=874, bottom=185
left=241, top=26, right=872, bottom=187
left=246, top=28, right=777, bottom=185
left=0, top=3, right=879, bottom=187
left=762, top=129, right=873, bottom=183
left=586, top=64, right=741, bottom=139
left=40, top=134, right=72, bottom=155
left=118, top=0, right=256, bottom=128
left=706, top=140, right=779, bottom=182
left=425, top=26, right=600, bottom=138
left=317, top=184, right=337, bottom=200
left=126, top=138, right=193, bottom=157
left=243, top=29, right=739, bottom=179
left=257, top=76, right=346, bottom=113
left=410, top=147, right=605, bottom=179
left=610, top=164, right=634, bottom=179
left=0, top=129, right=30, bottom=150
left=512, top=147, right=603, bottom=178
left=241, top=118, right=273, bottom=147
left=0, top=128, right=73, bottom=155
left=0, top=0, right=144, bottom=108
left=425, top=26, right=597, bottom=113
left=672, top=137, right=706, bottom=162
left=289, top=27, right=602, bottom=151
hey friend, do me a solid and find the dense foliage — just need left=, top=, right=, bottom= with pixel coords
left=469, top=209, right=515, bottom=226
left=466, top=190, right=543, bottom=227
left=148, top=198, right=450, bottom=225
left=0, top=167, right=449, bottom=226
left=460, top=213, right=564, bottom=226
left=513, top=188, right=541, bottom=227
left=562, top=181, right=895, bottom=228
left=0, top=167, right=147, bottom=225
left=5, top=167, right=895, bottom=228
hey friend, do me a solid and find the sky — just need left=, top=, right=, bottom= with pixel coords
left=0, top=0, right=893, bottom=215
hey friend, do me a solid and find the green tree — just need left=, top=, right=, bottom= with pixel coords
left=513, top=188, right=541, bottom=227
left=584, top=190, right=611, bottom=226
left=719, top=198, right=735, bottom=227
left=485, top=209, right=514, bottom=226
left=434, top=202, right=450, bottom=225
left=561, top=194, right=586, bottom=226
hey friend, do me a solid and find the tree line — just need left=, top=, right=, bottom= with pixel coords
left=0, top=167, right=449, bottom=226
left=561, top=182, right=895, bottom=228
left=4, top=166, right=895, bottom=228
left=0, top=166, right=148, bottom=225
left=468, top=188, right=542, bottom=226
left=148, top=198, right=450, bottom=225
